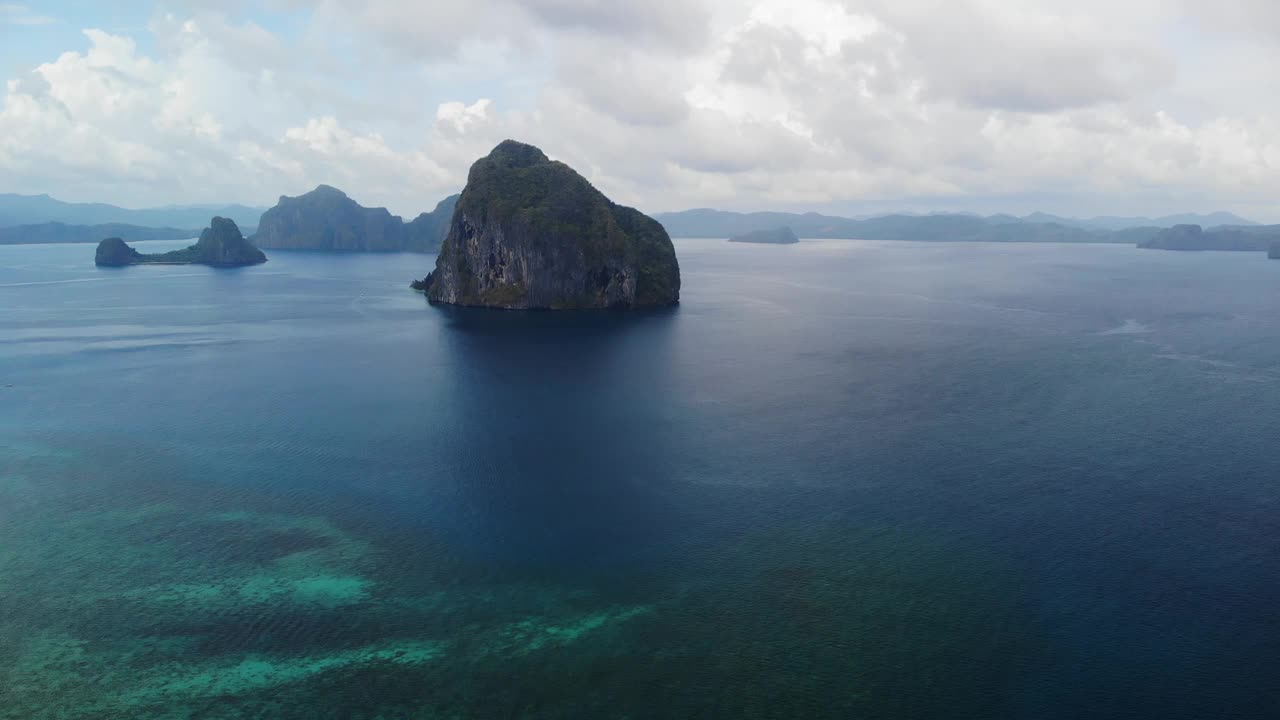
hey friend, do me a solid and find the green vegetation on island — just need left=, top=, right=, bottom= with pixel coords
left=94, top=217, right=267, bottom=267
left=415, top=140, right=680, bottom=310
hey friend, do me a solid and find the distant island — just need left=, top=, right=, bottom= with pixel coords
left=95, top=217, right=266, bottom=267
left=653, top=208, right=1270, bottom=246
left=729, top=227, right=799, bottom=244
left=1022, top=211, right=1257, bottom=232
left=657, top=208, right=1138, bottom=243
left=414, top=140, right=680, bottom=310
left=0, top=222, right=197, bottom=246
left=1271, top=242, right=1280, bottom=260
left=253, top=185, right=458, bottom=253
left=1138, top=224, right=1280, bottom=252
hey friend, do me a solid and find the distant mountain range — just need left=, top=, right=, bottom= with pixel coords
left=0, top=222, right=197, bottom=246
left=653, top=209, right=1262, bottom=244
left=0, top=188, right=1268, bottom=250
left=0, top=193, right=265, bottom=233
left=1022, top=211, right=1257, bottom=232
left=654, top=209, right=1116, bottom=243
left=0, top=189, right=457, bottom=251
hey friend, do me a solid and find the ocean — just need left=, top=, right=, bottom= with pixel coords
left=2, top=238, right=1279, bottom=718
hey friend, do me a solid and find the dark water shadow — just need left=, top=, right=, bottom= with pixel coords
left=422, top=303, right=689, bottom=581
left=430, top=302, right=680, bottom=335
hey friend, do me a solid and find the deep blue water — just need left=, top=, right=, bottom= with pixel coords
left=2, top=238, right=1280, bottom=718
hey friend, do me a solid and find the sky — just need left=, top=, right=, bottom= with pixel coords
left=3, top=1, right=1280, bottom=220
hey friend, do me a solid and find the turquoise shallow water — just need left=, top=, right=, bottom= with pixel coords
left=2, top=239, right=1280, bottom=718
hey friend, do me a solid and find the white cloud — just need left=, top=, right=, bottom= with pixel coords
left=838, top=0, right=1177, bottom=112
left=2, top=1, right=1280, bottom=220
left=436, top=99, right=494, bottom=134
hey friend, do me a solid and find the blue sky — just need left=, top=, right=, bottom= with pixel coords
left=2, top=1, right=1280, bottom=220
left=1, top=2, right=146, bottom=77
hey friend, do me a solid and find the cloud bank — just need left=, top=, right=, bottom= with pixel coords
left=2, top=0, right=1279, bottom=219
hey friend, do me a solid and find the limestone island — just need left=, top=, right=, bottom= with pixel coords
left=1271, top=242, right=1280, bottom=260
left=1139, top=223, right=1277, bottom=252
left=729, top=227, right=799, bottom=245
left=412, top=140, right=680, bottom=310
left=95, top=217, right=267, bottom=267
left=253, top=185, right=457, bottom=253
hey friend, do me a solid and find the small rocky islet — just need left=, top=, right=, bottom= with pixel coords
left=729, top=227, right=799, bottom=244
left=95, top=217, right=266, bottom=267
left=412, top=140, right=681, bottom=310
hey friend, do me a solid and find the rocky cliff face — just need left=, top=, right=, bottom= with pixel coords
left=186, top=217, right=268, bottom=265
left=253, top=185, right=459, bottom=253
left=94, top=217, right=266, bottom=267
left=253, top=185, right=405, bottom=251
left=95, top=237, right=143, bottom=266
left=416, top=140, right=680, bottom=310
left=404, top=194, right=459, bottom=252
left=729, top=227, right=799, bottom=244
